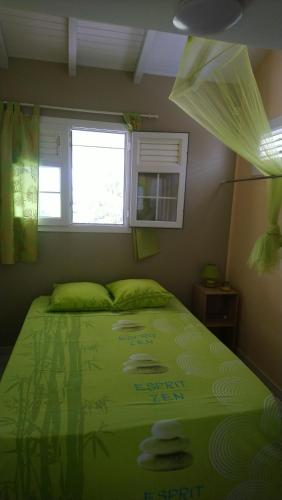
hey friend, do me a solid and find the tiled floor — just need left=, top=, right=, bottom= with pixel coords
left=0, top=348, right=12, bottom=379
left=0, top=357, right=7, bottom=378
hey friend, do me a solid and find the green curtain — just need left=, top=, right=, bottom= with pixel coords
left=132, top=227, right=160, bottom=260
left=170, top=37, right=282, bottom=273
left=0, top=102, right=40, bottom=264
left=122, top=112, right=142, bottom=132
left=122, top=112, right=160, bottom=261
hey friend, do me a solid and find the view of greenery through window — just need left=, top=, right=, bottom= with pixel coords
left=72, top=130, right=125, bottom=224
left=39, top=129, right=126, bottom=225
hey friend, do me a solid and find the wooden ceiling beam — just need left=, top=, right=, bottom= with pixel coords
left=134, top=30, right=156, bottom=84
left=68, top=17, right=77, bottom=76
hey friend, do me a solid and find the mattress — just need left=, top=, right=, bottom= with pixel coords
left=0, top=296, right=281, bottom=500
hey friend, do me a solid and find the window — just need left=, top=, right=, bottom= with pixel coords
left=252, top=117, right=282, bottom=176
left=260, top=124, right=282, bottom=160
left=39, top=117, right=130, bottom=232
left=130, top=132, right=188, bottom=228
left=39, top=118, right=188, bottom=232
left=39, top=125, right=65, bottom=220
left=71, top=130, right=125, bottom=225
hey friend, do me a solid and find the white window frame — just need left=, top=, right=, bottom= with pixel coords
left=130, top=132, right=188, bottom=228
left=38, top=116, right=131, bottom=233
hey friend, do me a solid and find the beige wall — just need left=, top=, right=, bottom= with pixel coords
left=0, top=58, right=235, bottom=345
left=227, top=50, right=282, bottom=391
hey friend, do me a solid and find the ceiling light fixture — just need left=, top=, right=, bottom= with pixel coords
left=173, top=0, right=243, bottom=35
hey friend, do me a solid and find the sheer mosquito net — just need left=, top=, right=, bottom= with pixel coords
left=170, top=37, right=282, bottom=272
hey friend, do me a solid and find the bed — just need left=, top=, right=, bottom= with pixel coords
left=0, top=295, right=281, bottom=500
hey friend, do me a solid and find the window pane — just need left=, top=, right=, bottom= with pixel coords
left=138, top=173, right=157, bottom=197
left=72, top=130, right=125, bottom=149
left=260, top=128, right=282, bottom=159
left=137, top=198, right=156, bottom=221
left=158, top=174, right=179, bottom=197
left=72, top=134, right=125, bottom=224
left=157, top=199, right=177, bottom=222
left=39, top=167, right=60, bottom=192
left=39, top=193, right=61, bottom=218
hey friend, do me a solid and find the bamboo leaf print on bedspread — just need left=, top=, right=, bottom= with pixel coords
left=0, top=296, right=281, bottom=500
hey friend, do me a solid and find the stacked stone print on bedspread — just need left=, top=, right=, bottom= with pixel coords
left=0, top=296, right=281, bottom=500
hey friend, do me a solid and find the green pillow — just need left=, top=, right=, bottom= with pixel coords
left=106, top=279, right=172, bottom=311
left=48, top=282, right=113, bottom=312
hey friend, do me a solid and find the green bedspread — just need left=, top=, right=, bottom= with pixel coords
left=0, top=296, right=281, bottom=500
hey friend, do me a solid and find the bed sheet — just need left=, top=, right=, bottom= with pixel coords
left=0, top=296, right=281, bottom=500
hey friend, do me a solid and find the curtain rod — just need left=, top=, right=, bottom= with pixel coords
left=222, top=174, right=282, bottom=184
left=3, top=101, right=159, bottom=120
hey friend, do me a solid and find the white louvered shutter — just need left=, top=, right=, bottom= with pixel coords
left=260, top=127, right=282, bottom=160
left=252, top=117, right=282, bottom=176
left=39, top=119, right=68, bottom=225
left=40, top=128, right=62, bottom=167
left=130, top=132, right=188, bottom=228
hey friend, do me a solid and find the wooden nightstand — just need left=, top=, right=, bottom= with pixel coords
left=191, top=283, right=239, bottom=350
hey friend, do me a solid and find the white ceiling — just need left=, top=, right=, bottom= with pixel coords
left=0, top=5, right=268, bottom=82
left=0, top=0, right=281, bottom=49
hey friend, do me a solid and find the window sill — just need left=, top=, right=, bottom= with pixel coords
left=38, top=224, right=131, bottom=234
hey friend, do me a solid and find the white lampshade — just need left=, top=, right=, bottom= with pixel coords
left=173, top=0, right=243, bottom=34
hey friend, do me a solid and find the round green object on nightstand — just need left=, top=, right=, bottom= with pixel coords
left=200, top=263, right=220, bottom=287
